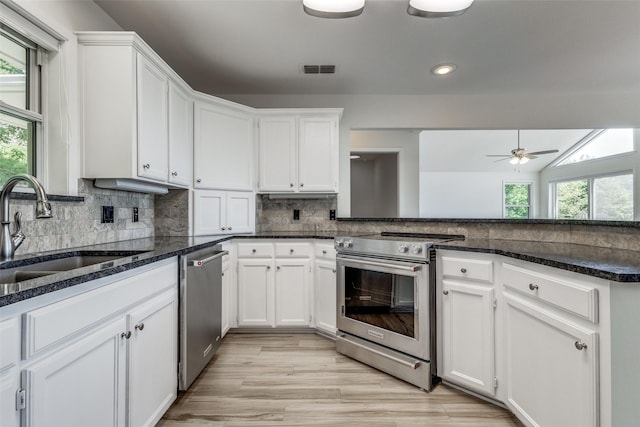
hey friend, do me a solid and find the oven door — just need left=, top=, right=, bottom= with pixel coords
left=337, top=254, right=430, bottom=360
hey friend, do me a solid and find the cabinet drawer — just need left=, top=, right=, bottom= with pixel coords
left=275, top=242, right=311, bottom=257
left=441, top=256, right=493, bottom=283
left=23, top=261, right=177, bottom=359
left=0, top=317, right=20, bottom=372
left=314, top=243, right=336, bottom=260
left=237, top=242, right=274, bottom=258
left=502, top=263, right=598, bottom=323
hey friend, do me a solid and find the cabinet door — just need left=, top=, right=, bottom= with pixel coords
left=441, top=280, right=496, bottom=396
left=237, top=259, right=274, bottom=326
left=258, top=116, right=297, bottom=192
left=275, top=259, right=310, bottom=326
left=504, top=293, right=598, bottom=427
left=314, top=260, right=337, bottom=335
left=128, top=290, right=177, bottom=427
left=136, top=53, right=169, bottom=182
left=226, top=191, right=255, bottom=234
left=24, top=316, right=127, bottom=427
left=193, top=101, right=254, bottom=190
left=193, top=190, right=225, bottom=235
left=298, top=116, right=338, bottom=192
left=168, top=81, right=193, bottom=187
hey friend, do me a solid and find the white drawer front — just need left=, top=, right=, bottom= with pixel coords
left=441, top=256, right=494, bottom=283
left=502, top=263, right=598, bottom=323
left=314, top=243, right=336, bottom=260
left=275, top=242, right=311, bottom=258
left=237, top=243, right=274, bottom=258
left=23, top=261, right=177, bottom=359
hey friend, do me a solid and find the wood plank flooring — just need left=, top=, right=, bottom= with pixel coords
left=159, top=333, right=523, bottom=427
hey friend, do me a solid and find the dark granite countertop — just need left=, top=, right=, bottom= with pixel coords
left=1, top=232, right=638, bottom=307
left=340, top=217, right=640, bottom=228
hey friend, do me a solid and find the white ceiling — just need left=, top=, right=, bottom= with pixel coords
left=94, top=0, right=640, bottom=97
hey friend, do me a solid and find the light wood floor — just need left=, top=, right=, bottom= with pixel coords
left=159, top=333, right=524, bottom=427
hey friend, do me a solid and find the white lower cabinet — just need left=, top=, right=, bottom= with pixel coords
left=237, top=258, right=274, bottom=326
left=24, top=316, right=128, bottom=427
left=275, top=259, right=310, bottom=326
left=504, top=293, right=598, bottom=427
left=313, top=242, right=337, bottom=336
left=127, top=290, right=178, bottom=427
left=440, top=280, right=496, bottom=397
left=221, top=252, right=232, bottom=337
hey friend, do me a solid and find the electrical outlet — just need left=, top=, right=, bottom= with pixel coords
left=293, top=209, right=300, bottom=220
left=101, top=206, right=114, bottom=223
left=329, top=209, right=336, bottom=220
left=132, top=207, right=139, bottom=222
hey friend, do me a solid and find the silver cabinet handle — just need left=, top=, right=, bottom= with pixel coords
left=135, top=323, right=145, bottom=331
left=529, top=283, right=539, bottom=291
left=442, top=290, right=449, bottom=295
left=171, top=171, right=178, bottom=176
left=575, top=341, right=588, bottom=351
left=460, top=268, right=467, bottom=273
left=338, top=335, right=421, bottom=370
left=142, top=163, right=150, bottom=169
left=121, top=331, right=131, bottom=339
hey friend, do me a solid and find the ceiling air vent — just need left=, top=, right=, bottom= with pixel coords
left=302, top=65, right=336, bottom=74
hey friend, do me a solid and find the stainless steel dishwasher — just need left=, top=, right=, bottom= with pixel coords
left=178, top=245, right=227, bottom=390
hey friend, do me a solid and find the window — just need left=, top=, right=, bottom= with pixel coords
left=504, top=182, right=532, bottom=219
left=553, top=173, right=634, bottom=220
left=556, top=129, right=634, bottom=166
left=0, top=25, right=42, bottom=182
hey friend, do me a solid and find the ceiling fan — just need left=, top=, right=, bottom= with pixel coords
left=486, top=130, right=559, bottom=165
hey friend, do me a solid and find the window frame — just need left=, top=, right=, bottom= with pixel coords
left=503, top=180, right=533, bottom=219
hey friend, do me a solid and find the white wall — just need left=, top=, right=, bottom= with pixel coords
left=350, top=130, right=419, bottom=217
left=11, top=0, right=122, bottom=195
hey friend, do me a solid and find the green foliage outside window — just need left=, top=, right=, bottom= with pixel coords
left=556, top=180, right=589, bottom=219
left=504, top=184, right=531, bottom=219
left=0, top=120, right=30, bottom=182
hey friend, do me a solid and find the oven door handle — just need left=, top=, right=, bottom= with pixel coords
left=337, top=256, right=423, bottom=272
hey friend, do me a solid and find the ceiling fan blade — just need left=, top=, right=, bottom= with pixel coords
left=524, top=154, right=538, bottom=159
left=527, top=149, right=559, bottom=155
left=486, top=154, right=511, bottom=157
left=493, top=157, right=511, bottom=163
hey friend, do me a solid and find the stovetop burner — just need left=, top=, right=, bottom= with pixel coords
left=335, top=232, right=465, bottom=261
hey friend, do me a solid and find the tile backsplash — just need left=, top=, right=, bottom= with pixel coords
left=256, top=195, right=338, bottom=233
left=9, top=179, right=154, bottom=256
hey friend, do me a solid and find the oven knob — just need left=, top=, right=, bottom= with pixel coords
left=411, top=245, right=423, bottom=255
left=398, top=244, right=409, bottom=253
left=335, top=239, right=344, bottom=248
left=344, top=239, right=353, bottom=248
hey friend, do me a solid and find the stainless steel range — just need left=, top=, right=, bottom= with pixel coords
left=335, top=232, right=464, bottom=390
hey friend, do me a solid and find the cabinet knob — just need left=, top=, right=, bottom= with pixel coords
left=121, top=331, right=131, bottom=339
left=171, top=171, right=178, bottom=176
left=142, top=163, right=150, bottom=169
left=221, top=227, right=227, bottom=231
left=135, top=323, right=145, bottom=331
left=322, top=250, right=327, bottom=254
left=574, top=341, right=588, bottom=351
left=290, top=183, right=294, bottom=187
left=529, top=283, right=539, bottom=291
left=442, top=290, right=449, bottom=295
left=266, top=265, right=271, bottom=270
left=277, top=266, right=281, bottom=270
left=460, top=268, right=467, bottom=274
left=228, top=227, right=232, bottom=230
left=196, top=178, right=202, bottom=183
left=300, top=183, right=304, bottom=187
left=252, top=249, right=257, bottom=253
left=289, top=249, right=294, bottom=254
left=332, top=269, right=336, bottom=273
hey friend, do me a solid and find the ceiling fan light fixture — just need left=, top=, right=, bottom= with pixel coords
left=408, top=0, right=474, bottom=18
left=303, top=0, right=365, bottom=18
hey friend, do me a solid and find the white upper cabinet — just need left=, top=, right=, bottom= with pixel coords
left=194, top=96, right=254, bottom=191
left=78, top=32, right=192, bottom=189
left=258, top=110, right=341, bottom=193
left=193, top=190, right=255, bottom=235
left=168, top=80, right=193, bottom=187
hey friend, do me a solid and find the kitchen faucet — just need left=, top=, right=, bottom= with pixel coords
left=0, top=174, right=52, bottom=261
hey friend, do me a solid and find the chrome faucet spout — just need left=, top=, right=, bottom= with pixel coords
left=0, top=174, right=52, bottom=261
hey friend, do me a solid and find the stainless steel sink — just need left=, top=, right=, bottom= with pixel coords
left=0, top=251, right=148, bottom=285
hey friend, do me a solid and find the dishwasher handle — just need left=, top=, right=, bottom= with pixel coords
left=188, top=250, right=228, bottom=267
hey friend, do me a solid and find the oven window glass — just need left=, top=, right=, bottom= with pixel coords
left=344, top=266, right=416, bottom=338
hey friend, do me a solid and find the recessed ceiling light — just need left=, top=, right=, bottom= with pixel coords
left=303, top=0, right=365, bottom=18
left=408, top=0, right=474, bottom=18
left=431, top=64, right=457, bottom=76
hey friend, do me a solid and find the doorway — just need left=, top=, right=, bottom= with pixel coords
left=350, top=152, right=398, bottom=217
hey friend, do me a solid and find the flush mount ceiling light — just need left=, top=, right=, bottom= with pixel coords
left=408, top=0, right=474, bottom=18
left=303, top=0, right=365, bottom=18
left=431, top=63, right=457, bottom=76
